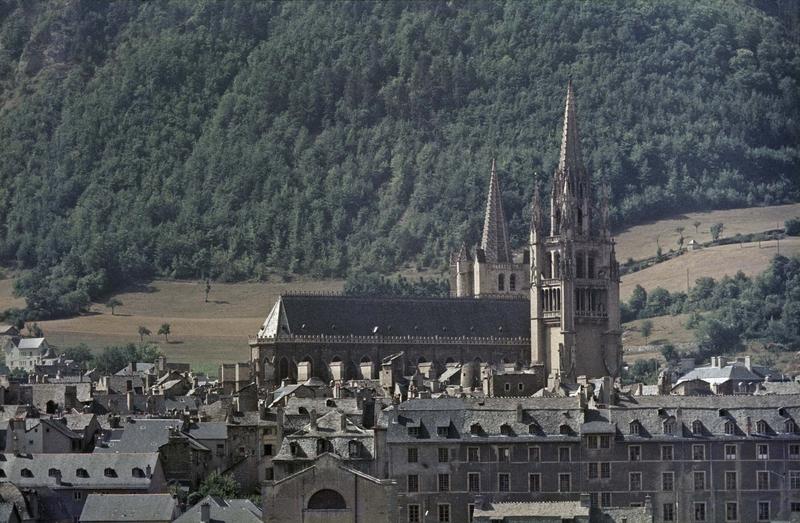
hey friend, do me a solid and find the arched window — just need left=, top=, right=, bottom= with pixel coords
left=316, top=438, right=333, bottom=455
left=576, top=252, right=585, bottom=278
left=756, top=420, right=769, bottom=434
left=470, top=423, right=483, bottom=436
left=663, top=419, right=675, bottom=435
left=529, top=423, right=540, bottom=435
left=307, top=489, right=346, bottom=510
left=20, top=468, right=32, bottom=478
left=559, top=424, right=571, bottom=435
left=498, top=274, right=505, bottom=291
left=554, top=252, right=561, bottom=278
left=131, top=467, right=145, bottom=478
left=104, top=468, right=117, bottom=478
left=76, top=468, right=89, bottom=478
left=786, top=419, right=798, bottom=434
left=724, top=421, right=736, bottom=435
left=629, top=420, right=640, bottom=435
left=509, top=274, right=516, bottom=291
left=692, top=420, right=703, bottom=435
left=500, top=424, right=514, bottom=436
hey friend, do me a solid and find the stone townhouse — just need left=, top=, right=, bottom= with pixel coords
left=5, top=418, right=86, bottom=454
left=379, top=394, right=800, bottom=523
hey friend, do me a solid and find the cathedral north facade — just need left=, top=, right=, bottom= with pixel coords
left=251, top=82, right=622, bottom=392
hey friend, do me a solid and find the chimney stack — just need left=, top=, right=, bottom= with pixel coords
left=200, top=501, right=211, bottom=523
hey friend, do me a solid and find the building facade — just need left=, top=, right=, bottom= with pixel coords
left=382, top=395, right=800, bottom=523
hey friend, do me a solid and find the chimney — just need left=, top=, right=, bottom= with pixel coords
left=131, top=361, right=137, bottom=373
left=718, top=356, right=727, bottom=368
left=145, top=464, right=152, bottom=478
left=126, top=391, right=135, bottom=413
left=744, top=355, right=752, bottom=370
left=340, top=412, right=347, bottom=432
left=516, top=404, right=524, bottom=423
left=309, top=409, right=318, bottom=431
left=200, top=501, right=211, bottom=523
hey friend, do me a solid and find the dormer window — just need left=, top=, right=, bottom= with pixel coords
left=316, top=438, right=333, bottom=455
left=48, top=468, right=59, bottom=477
left=289, top=442, right=301, bottom=456
left=724, top=421, right=736, bottom=435
left=348, top=440, right=360, bottom=458
left=470, top=424, right=483, bottom=436
left=692, top=420, right=703, bottom=436
left=104, top=468, right=117, bottom=478
left=559, top=424, right=571, bottom=435
left=500, top=424, right=514, bottom=437
left=131, top=467, right=145, bottom=478
left=756, top=420, right=769, bottom=434
left=529, top=423, right=540, bottom=435
left=629, top=420, right=640, bottom=436
left=785, top=419, right=798, bottom=434
left=408, top=426, right=420, bottom=438
left=21, top=468, right=32, bottom=478
left=719, top=409, right=729, bottom=417
left=0, top=470, right=5, bottom=478
left=76, top=468, right=89, bottom=478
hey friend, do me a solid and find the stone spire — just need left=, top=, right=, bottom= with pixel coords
left=558, top=79, right=584, bottom=180
left=480, top=159, right=512, bottom=263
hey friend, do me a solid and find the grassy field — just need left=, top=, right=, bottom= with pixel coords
left=34, top=279, right=343, bottom=375
left=613, top=202, right=800, bottom=262
left=619, top=237, right=800, bottom=299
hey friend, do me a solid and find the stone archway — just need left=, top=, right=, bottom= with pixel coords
left=308, top=489, right=346, bottom=510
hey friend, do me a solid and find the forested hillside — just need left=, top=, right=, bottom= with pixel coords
left=0, top=0, right=797, bottom=318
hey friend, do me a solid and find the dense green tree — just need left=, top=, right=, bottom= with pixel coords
left=158, top=323, right=171, bottom=342
left=105, top=298, right=122, bottom=315
left=137, top=325, right=151, bottom=342
left=710, top=222, right=725, bottom=241
left=0, top=1, right=796, bottom=319
left=640, top=319, right=654, bottom=344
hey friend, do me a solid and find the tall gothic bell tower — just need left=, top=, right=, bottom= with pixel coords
left=530, top=81, right=622, bottom=388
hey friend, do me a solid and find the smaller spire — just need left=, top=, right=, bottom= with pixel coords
left=600, top=184, right=610, bottom=235
left=481, top=158, right=512, bottom=264
left=530, top=177, right=543, bottom=234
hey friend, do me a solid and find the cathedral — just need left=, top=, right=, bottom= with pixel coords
left=251, top=82, right=622, bottom=392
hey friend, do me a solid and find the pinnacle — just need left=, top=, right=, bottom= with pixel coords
left=480, top=159, right=512, bottom=264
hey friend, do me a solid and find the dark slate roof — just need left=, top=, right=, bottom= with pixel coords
left=0, top=502, right=16, bottom=523
left=79, top=494, right=178, bottom=522
left=0, top=452, right=159, bottom=489
left=95, top=419, right=180, bottom=453
left=258, top=295, right=530, bottom=338
left=174, top=496, right=262, bottom=523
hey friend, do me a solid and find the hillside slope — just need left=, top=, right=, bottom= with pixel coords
left=0, top=1, right=797, bottom=318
